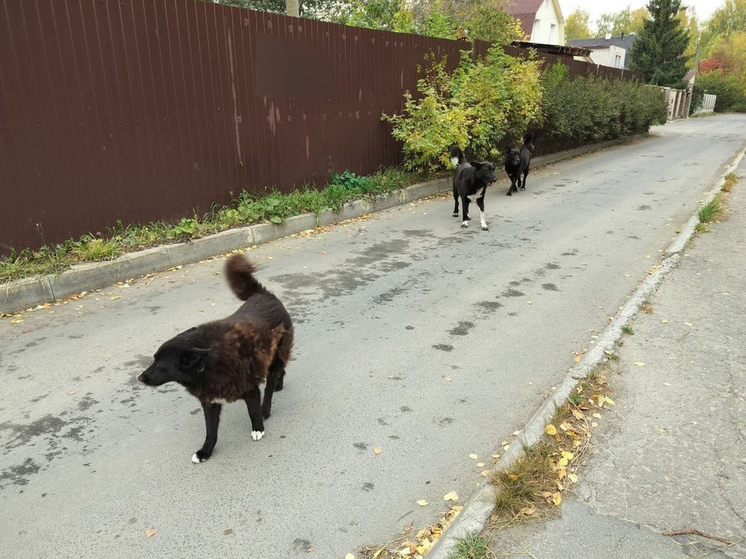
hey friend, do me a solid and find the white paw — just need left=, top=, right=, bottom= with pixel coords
left=191, top=453, right=204, bottom=464
left=481, top=222, right=488, bottom=231
left=251, top=431, right=264, bottom=441
left=461, top=221, right=469, bottom=228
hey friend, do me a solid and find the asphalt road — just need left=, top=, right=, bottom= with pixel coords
left=1, top=115, right=745, bottom=559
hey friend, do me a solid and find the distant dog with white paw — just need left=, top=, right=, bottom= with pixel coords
left=138, top=254, right=293, bottom=463
left=450, top=145, right=497, bottom=230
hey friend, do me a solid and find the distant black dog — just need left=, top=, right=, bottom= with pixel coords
left=505, top=132, right=533, bottom=196
left=138, top=254, right=293, bottom=464
left=449, top=145, right=497, bottom=230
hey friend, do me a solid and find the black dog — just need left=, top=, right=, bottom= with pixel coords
left=505, top=131, right=533, bottom=196
left=138, top=254, right=294, bottom=464
left=450, top=145, right=497, bottom=230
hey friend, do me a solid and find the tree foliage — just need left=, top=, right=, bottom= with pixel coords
left=383, top=46, right=542, bottom=171
left=697, top=70, right=746, bottom=112
left=629, top=0, right=690, bottom=87
left=565, top=9, right=591, bottom=41
left=334, top=0, right=521, bottom=44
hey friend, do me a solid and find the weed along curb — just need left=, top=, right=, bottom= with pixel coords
left=426, top=144, right=746, bottom=559
left=0, top=135, right=647, bottom=316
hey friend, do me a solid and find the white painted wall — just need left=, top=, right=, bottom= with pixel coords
left=583, top=45, right=626, bottom=69
left=530, top=0, right=565, bottom=45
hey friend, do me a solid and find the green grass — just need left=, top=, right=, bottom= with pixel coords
left=621, top=325, right=634, bottom=335
left=0, top=168, right=418, bottom=284
left=449, top=533, right=492, bottom=559
left=492, top=443, right=556, bottom=518
left=722, top=173, right=738, bottom=193
left=698, top=194, right=723, bottom=225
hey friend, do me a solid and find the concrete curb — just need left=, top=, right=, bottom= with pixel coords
left=426, top=144, right=746, bottom=559
left=0, top=136, right=647, bottom=315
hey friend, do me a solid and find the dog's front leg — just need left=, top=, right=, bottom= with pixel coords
left=461, top=197, right=470, bottom=228
left=193, top=402, right=222, bottom=463
left=244, top=387, right=265, bottom=440
left=452, top=183, right=460, bottom=217
left=476, top=197, right=488, bottom=230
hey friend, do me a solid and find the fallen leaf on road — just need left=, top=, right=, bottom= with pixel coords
left=571, top=409, right=585, bottom=420
left=552, top=492, right=562, bottom=506
left=476, top=462, right=485, bottom=467
left=443, top=376, right=452, bottom=383
left=110, top=296, right=121, bottom=300
left=634, top=362, right=646, bottom=367
left=306, top=547, right=314, bottom=552
left=592, top=413, right=601, bottom=419
left=443, top=491, right=459, bottom=501
left=145, top=528, right=157, bottom=538
left=545, top=424, right=557, bottom=436
left=417, top=500, right=428, bottom=506
left=661, top=319, right=669, bottom=324
left=373, top=447, right=382, bottom=455
left=684, top=322, right=693, bottom=327
left=481, top=470, right=490, bottom=476
left=469, top=454, right=478, bottom=460
left=561, top=451, right=574, bottom=460
left=568, top=473, right=579, bottom=483
left=346, top=554, right=355, bottom=559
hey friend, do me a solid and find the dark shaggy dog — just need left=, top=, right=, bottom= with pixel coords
left=138, top=254, right=293, bottom=464
left=505, top=131, right=533, bottom=196
left=449, top=145, right=497, bottom=230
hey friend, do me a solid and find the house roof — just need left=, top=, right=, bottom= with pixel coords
left=505, top=0, right=545, bottom=38
left=567, top=34, right=637, bottom=52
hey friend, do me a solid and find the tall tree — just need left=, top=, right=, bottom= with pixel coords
left=630, top=7, right=650, bottom=34
left=597, top=8, right=632, bottom=37
left=629, top=0, right=690, bottom=87
left=707, top=0, right=746, bottom=38
left=565, top=9, right=591, bottom=40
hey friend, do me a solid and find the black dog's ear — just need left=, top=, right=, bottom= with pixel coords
left=472, top=162, right=483, bottom=170
left=178, top=347, right=210, bottom=371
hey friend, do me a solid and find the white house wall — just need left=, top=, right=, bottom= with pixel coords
left=531, top=0, right=565, bottom=45
left=585, top=45, right=626, bottom=69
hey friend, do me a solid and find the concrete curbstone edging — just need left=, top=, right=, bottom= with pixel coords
left=426, top=142, right=746, bottom=559
left=0, top=135, right=649, bottom=315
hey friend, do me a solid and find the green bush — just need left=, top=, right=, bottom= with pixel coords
left=0, top=168, right=416, bottom=283
left=383, top=45, right=543, bottom=172
left=697, top=70, right=746, bottom=113
left=689, top=84, right=704, bottom=115
left=535, top=64, right=668, bottom=154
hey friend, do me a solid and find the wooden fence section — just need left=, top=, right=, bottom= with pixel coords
left=0, top=0, right=642, bottom=253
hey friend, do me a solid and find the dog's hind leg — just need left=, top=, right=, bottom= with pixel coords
left=476, top=197, right=488, bottom=231
left=521, top=169, right=528, bottom=191
left=193, top=402, right=222, bottom=464
left=262, top=357, right=285, bottom=419
left=452, top=182, right=460, bottom=217
left=244, top=387, right=265, bottom=440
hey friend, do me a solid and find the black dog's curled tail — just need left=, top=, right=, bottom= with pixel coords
left=523, top=131, right=534, bottom=146
left=449, top=145, right=466, bottom=167
left=226, top=254, right=265, bottom=300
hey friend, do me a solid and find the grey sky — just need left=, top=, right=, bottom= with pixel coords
left=558, top=0, right=724, bottom=31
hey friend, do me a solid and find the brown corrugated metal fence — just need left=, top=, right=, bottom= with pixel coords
left=0, top=0, right=642, bottom=254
